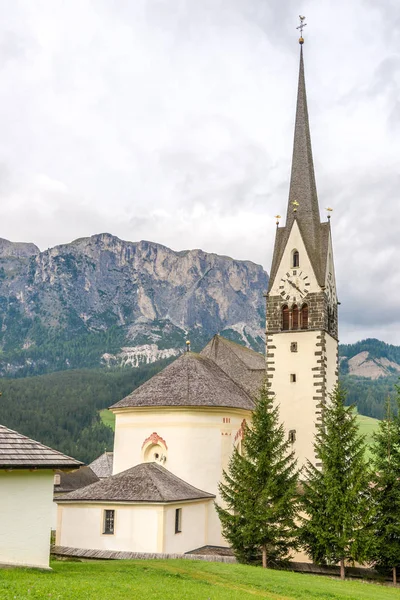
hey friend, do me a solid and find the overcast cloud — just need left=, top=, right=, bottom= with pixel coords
left=0, top=0, right=399, bottom=344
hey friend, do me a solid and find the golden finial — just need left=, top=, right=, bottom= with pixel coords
left=186, top=340, right=191, bottom=352
left=291, top=200, right=299, bottom=212
left=275, top=214, right=281, bottom=226
left=296, top=15, right=307, bottom=44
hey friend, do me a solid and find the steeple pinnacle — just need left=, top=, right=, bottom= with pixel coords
left=285, top=44, right=322, bottom=270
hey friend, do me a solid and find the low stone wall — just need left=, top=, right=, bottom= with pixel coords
left=51, top=546, right=237, bottom=564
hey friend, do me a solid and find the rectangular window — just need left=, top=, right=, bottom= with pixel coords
left=175, top=508, right=182, bottom=534
left=288, top=430, right=296, bottom=444
left=290, top=342, right=298, bottom=352
left=103, top=509, right=115, bottom=535
left=290, top=374, right=297, bottom=383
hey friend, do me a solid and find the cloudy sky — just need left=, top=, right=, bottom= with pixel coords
left=0, top=0, right=399, bottom=344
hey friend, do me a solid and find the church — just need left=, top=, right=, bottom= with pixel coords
left=55, top=36, right=338, bottom=556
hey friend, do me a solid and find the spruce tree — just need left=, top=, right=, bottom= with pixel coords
left=300, top=383, right=374, bottom=580
left=371, top=391, right=400, bottom=585
left=216, top=386, right=299, bottom=567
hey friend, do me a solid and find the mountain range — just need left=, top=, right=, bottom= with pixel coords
left=0, top=233, right=268, bottom=376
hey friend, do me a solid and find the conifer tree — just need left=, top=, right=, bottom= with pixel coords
left=216, top=386, right=299, bottom=567
left=300, top=383, right=374, bottom=580
left=371, top=391, right=400, bottom=585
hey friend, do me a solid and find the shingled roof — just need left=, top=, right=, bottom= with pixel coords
left=89, top=451, right=114, bottom=479
left=57, top=462, right=215, bottom=503
left=200, top=335, right=265, bottom=398
left=54, top=466, right=99, bottom=494
left=110, top=351, right=254, bottom=411
left=268, top=46, right=329, bottom=290
left=0, top=424, right=82, bottom=469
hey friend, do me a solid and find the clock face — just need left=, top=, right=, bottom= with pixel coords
left=326, top=272, right=336, bottom=304
left=278, top=271, right=310, bottom=303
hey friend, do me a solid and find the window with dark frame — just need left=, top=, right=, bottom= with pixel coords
left=288, top=430, right=296, bottom=444
left=103, top=509, right=115, bottom=534
left=293, top=250, right=299, bottom=268
left=175, top=508, right=182, bottom=534
left=282, top=305, right=289, bottom=330
left=290, top=342, right=298, bottom=352
left=301, top=304, right=309, bottom=329
left=292, top=305, right=299, bottom=329
left=290, top=374, right=297, bottom=383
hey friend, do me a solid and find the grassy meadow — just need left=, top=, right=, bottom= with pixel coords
left=0, top=559, right=398, bottom=600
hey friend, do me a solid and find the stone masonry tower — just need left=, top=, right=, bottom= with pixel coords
left=265, top=39, right=338, bottom=470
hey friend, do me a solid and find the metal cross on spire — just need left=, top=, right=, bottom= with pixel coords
left=296, top=15, right=307, bottom=44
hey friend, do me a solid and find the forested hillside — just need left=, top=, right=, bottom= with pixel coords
left=0, top=361, right=171, bottom=463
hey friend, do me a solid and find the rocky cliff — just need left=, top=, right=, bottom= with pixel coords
left=0, top=233, right=268, bottom=375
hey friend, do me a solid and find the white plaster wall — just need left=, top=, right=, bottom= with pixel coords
left=163, top=501, right=211, bottom=554
left=270, top=221, right=319, bottom=294
left=57, top=503, right=159, bottom=552
left=112, top=407, right=250, bottom=547
left=0, top=470, right=54, bottom=569
left=325, top=333, right=338, bottom=397
left=268, top=330, right=321, bottom=469
left=112, top=408, right=248, bottom=495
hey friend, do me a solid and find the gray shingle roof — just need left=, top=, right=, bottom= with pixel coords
left=54, top=466, right=99, bottom=494
left=89, top=452, right=114, bottom=479
left=200, top=335, right=265, bottom=398
left=0, top=424, right=82, bottom=469
left=269, top=47, right=329, bottom=290
left=57, top=462, right=215, bottom=503
left=110, top=352, right=254, bottom=411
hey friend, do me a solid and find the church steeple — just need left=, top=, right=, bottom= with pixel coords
left=268, top=42, right=326, bottom=291
left=265, top=25, right=339, bottom=470
left=286, top=46, right=321, bottom=255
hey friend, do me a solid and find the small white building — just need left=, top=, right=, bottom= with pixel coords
left=56, top=462, right=215, bottom=553
left=0, top=424, right=81, bottom=569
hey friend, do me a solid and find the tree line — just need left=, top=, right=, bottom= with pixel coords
left=0, top=361, right=170, bottom=463
left=217, top=383, right=400, bottom=584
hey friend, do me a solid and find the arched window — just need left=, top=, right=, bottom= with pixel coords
left=301, top=304, right=309, bottom=329
left=282, top=305, right=289, bottom=330
left=293, top=250, right=299, bottom=268
left=292, top=305, right=299, bottom=329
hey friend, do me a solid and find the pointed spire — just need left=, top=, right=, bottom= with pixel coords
left=286, top=46, right=321, bottom=241
left=268, top=43, right=327, bottom=291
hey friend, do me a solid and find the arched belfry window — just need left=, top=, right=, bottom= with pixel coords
left=292, top=305, right=299, bottom=330
left=292, top=250, right=299, bottom=268
left=282, top=305, right=289, bottom=331
left=301, top=304, right=309, bottom=329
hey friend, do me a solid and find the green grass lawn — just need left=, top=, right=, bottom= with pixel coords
left=99, top=408, right=115, bottom=429
left=0, top=559, right=397, bottom=600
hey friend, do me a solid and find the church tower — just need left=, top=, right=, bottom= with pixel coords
left=265, top=36, right=338, bottom=470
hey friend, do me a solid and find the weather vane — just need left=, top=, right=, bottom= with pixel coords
left=296, top=15, right=307, bottom=44
left=275, top=214, right=281, bottom=226
left=291, top=200, right=299, bottom=212
left=325, top=207, right=333, bottom=220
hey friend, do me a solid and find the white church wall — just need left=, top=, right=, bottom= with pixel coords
left=113, top=408, right=248, bottom=494
left=268, top=330, right=322, bottom=469
left=325, top=333, right=338, bottom=397
left=163, top=500, right=212, bottom=554
left=56, top=503, right=159, bottom=552
left=0, top=470, right=54, bottom=569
